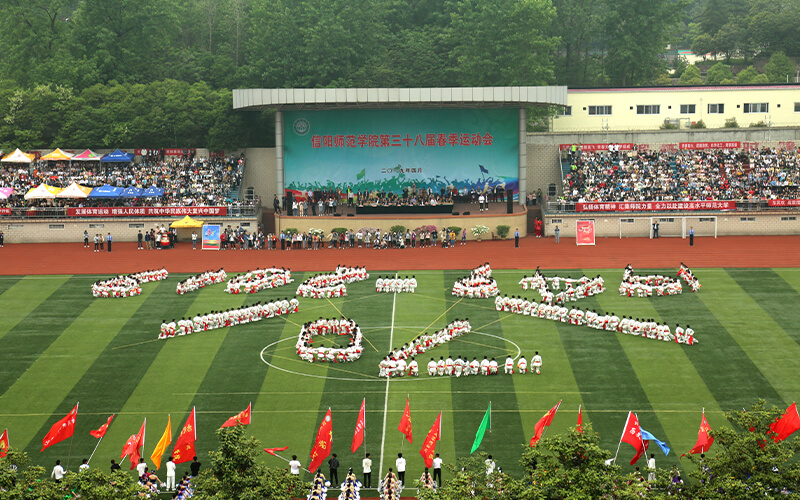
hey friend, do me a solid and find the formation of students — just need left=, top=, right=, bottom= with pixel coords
left=497, top=291, right=698, bottom=345
left=619, top=265, right=682, bottom=297
left=158, top=298, right=297, bottom=339
left=380, top=320, right=471, bottom=377
left=308, top=470, right=330, bottom=500
left=91, top=275, right=142, bottom=298
left=375, top=276, right=417, bottom=293
left=471, top=262, right=492, bottom=278
left=225, top=267, right=292, bottom=294
left=678, top=263, right=702, bottom=292
left=176, top=269, right=227, bottom=295
left=426, top=355, right=499, bottom=376
left=333, top=469, right=363, bottom=500
left=452, top=274, right=499, bottom=298
left=504, top=353, right=543, bottom=374
left=378, top=469, right=403, bottom=500
left=296, top=266, right=368, bottom=298
left=518, top=269, right=605, bottom=305
left=297, top=318, right=363, bottom=363
left=131, top=268, right=169, bottom=283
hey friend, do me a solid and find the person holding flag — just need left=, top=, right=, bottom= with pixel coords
left=398, top=397, right=412, bottom=444
left=615, top=411, right=646, bottom=465
left=352, top=399, right=365, bottom=454
left=419, top=412, right=442, bottom=469
left=87, top=414, right=115, bottom=464
left=151, top=415, right=173, bottom=492
left=41, top=403, right=78, bottom=452
left=121, top=419, right=146, bottom=470
left=309, top=408, right=333, bottom=475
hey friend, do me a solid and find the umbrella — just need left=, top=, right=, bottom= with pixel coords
left=141, top=186, right=164, bottom=197
left=100, top=149, right=135, bottom=163
left=40, top=148, right=74, bottom=161
left=0, top=187, right=14, bottom=199
left=120, top=186, right=144, bottom=198
left=56, top=182, right=93, bottom=199
left=24, top=184, right=62, bottom=200
left=72, top=149, right=102, bottom=161
left=87, top=184, right=123, bottom=198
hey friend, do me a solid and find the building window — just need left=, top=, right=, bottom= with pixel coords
left=707, top=103, right=724, bottom=114
left=636, top=105, right=660, bottom=115
left=740, top=217, right=756, bottom=222
left=559, top=106, right=572, bottom=116
left=588, top=105, right=612, bottom=115
left=794, top=103, right=800, bottom=112
left=680, top=104, right=696, bottom=114
left=743, top=103, right=768, bottom=113
left=781, top=216, right=797, bottom=221
left=49, top=224, right=65, bottom=230
left=551, top=219, right=563, bottom=224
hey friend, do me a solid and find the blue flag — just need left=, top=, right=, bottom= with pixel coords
left=640, top=427, right=670, bottom=456
left=479, top=165, right=489, bottom=174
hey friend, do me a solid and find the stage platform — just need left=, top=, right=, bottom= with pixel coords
left=275, top=201, right=528, bottom=239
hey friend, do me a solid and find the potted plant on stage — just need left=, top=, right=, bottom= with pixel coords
left=471, top=225, right=489, bottom=242
left=496, top=225, right=510, bottom=240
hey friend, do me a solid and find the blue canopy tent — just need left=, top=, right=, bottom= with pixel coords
left=120, top=186, right=144, bottom=198
left=87, top=184, right=123, bottom=198
left=141, top=186, right=164, bottom=197
left=100, top=149, right=135, bottom=163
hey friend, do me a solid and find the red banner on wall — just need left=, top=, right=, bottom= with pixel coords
left=576, top=220, right=596, bottom=245
left=67, top=206, right=227, bottom=217
left=0, top=208, right=11, bottom=215
left=768, top=199, right=800, bottom=207
left=559, top=143, right=634, bottom=152
left=575, top=201, right=736, bottom=212
left=133, top=148, right=196, bottom=156
left=678, top=142, right=741, bottom=150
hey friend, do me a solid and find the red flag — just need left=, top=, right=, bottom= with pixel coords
left=172, top=408, right=197, bottom=464
left=41, top=404, right=78, bottom=451
left=419, top=412, right=442, bottom=468
left=682, top=411, right=713, bottom=457
left=769, top=403, right=800, bottom=442
left=121, top=419, right=146, bottom=470
left=309, top=408, right=333, bottom=473
left=263, top=446, right=289, bottom=456
left=398, top=397, right=413, bottom=444
left=0, top=429, right=8, bottom=458
left=530, top=400, right=561, bottom=446
left=577, top=405, right=583, bottom=434
left=221, top=403, right=251, bottom=428
left=351, top=398, right=365, bottom=453
left=90, top=414, right=115, bottom=439
left=620, top=412, right=645, bottom=465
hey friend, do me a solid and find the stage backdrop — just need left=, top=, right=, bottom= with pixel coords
left=283, top=108, right=518, bottom=196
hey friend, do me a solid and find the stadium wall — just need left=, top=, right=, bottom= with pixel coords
left=529, top=127, right=800, bottom=148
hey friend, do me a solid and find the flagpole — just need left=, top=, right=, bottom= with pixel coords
left=272, top=452, right=312, bottom=473
left=488, top=401, right=492, bottom=455
left=66, top=402, right=79, bottom=471
left=635, top=412, right=646, bottom=457
left=701, top=407, right=704, bottom=454
left=363, top=398, right=367, bottom=459
left=612, top=411, right=630, bottom=464
left=88, top=436, right=104, bottom=464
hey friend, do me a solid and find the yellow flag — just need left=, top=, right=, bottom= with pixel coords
left=150, top=415, right=172, bottom=470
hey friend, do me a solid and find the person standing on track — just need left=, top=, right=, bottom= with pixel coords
left=84, top=230, right=89, bottom=248
left=432, top=453, right=443, bottom=487
left=396, top=453, right=406, bottom=485
left=515, top=228, right=520, bottom=248
left=689, top=227, right=694, bottom=246
left=106, top=232, right=112, bottom=252
left=362, top=453, right=372, bottom=488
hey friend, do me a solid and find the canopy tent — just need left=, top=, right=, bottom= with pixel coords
left=40, top=148, right=74, bottom=161
left=0, top=187, right=14, bottom=200
left=141, top=186, right=164, bottom=197
left=120, top=186, right=143, bottom=198
left=170, top=215, right=205, bottom=228
left=72, top=149, right=102, bottom=161
left=1, top=149, right=35, bottom=163
left=100, top=149, right=134, bottom=163
left=87, top=184, right=123, bottom=198
left=56, top=182, right=93, bottom=199
left=24, top=184, right=63, bottom=200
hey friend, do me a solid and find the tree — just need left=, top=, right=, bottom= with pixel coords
left=192, top=425, right=307, bottom=500
left=680, top=64, right=703, bottom=85
left=765, top=51, right=795, bottom=83
left=684, top=400, right=800, bottom=497
left=735, top=65, right=759, bottom=84
left=705, top=62, right=733, bottom=85
left=691, top=33, right=714, bottom=60
left=418, top=453, right=510, bottom=500
left=550, top=0, right=605, bottom=87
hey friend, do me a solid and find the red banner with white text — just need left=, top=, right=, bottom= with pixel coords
left=575, top=201, right=736, bottom=212
left=576, top=220, right=596, bottom=246
left=67, top=206, right=227, bottom=217
left=678, top=142, right=741, bottom=150
left=768, top=199, right=800, bottom=207
left=0, top=208, right=10, bottom=216
left=560, top=143, right=634, bottom=152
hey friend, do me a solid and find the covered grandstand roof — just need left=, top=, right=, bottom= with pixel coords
left=232, top=86, right=568, bottom=110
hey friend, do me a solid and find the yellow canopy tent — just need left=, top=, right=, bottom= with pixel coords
left=40, top=148, right=74, bottom=161
left=56, top=182, right=93, bottom=198
left=24, top=184, right=63, bottom=200
left=1, top=148, right=35, bottom=163
left=170, top=215, right=205, bottom=228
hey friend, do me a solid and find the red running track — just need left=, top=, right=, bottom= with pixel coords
left=1, top=235, right=798, bottom=275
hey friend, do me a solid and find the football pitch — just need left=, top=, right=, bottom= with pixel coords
left=1, top=267, right=799, bottom=480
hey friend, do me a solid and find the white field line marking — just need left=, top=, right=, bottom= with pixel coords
left=379, top=272, right=398, bottom=479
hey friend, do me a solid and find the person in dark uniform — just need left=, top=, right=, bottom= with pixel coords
left=514, top=228, right=520, bottom=248
left=689, top=227, right=694, bottom=246
left=328, top=453, right=339, bottom=485
left=652, top=221, right=659, bottom=239
left=274, top=195, right=281, bottom=214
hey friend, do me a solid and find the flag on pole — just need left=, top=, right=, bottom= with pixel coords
left=309, top=408, right=333, bottom=473
left=479, top=165, right=489, bottom=175
left=420, top=412, right=442, bottom=468
left=351, top=398, right=365, bottom=453
left=41, top=403, right=78, bottom=451
left=398, top=397, right=413, bottom=444
left=769, top=403, right=800, bottom=442
left=90, top=414, right=115, bottom=439
left=640, top=427, right=670, bottom=456
left=121, top=419, right=146, bottom=470
left=264, top=446, right=289, bottom=456
left=150, top=416, right=172, bottom=470
left=221, top=403, right=251, bottom=428
left=470, top=403, right=491, bottom=453
left=576, top=405, right=583, bottom=434
left=681, top=410, right=713, bottom=457
left=356, top=168, right=366, bottom=180
left=530, top=400, right=561, bottom=446
left=620, top=412, right=646, bottom=465
left=0, top=429, right=8, bottom=458
left=172, top=408, right=197, bottom=464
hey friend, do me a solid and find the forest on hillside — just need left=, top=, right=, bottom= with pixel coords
left=0, top=0, right=797, bottom=149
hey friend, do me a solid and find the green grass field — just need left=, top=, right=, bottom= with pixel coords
left=1, top=267, right=799, bottom=483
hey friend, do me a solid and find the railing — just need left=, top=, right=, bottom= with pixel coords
left=0, top=205, right=260, bottom=219
left=545, top=200, right=794, bottom=214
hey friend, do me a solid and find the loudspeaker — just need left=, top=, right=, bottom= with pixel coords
left=452, top=212, right=459, bottom=216
left=462, top=211, right=470, bottom=216
left=507, top=190, right=513, bottom=214
left=347, top=213, right=354, bottom=217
